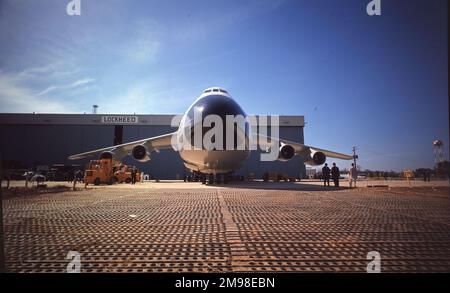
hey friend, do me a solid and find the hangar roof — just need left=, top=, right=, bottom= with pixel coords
left=0, top=113, right=304, bottom=127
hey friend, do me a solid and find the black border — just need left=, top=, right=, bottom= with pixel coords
left=1, top=273, right=449, bottom=291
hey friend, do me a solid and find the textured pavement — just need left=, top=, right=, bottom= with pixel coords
left=3, top=183, right=450, bottom=272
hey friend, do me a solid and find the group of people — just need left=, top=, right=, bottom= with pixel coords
left=322, top=162, right=358, bottom=188
left=130, top=166, right=137, bottom=185
left=423, top=170, right=432, bottom=182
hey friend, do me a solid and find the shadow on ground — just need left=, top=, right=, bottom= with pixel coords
left=210, top=181, right=353, bottom=191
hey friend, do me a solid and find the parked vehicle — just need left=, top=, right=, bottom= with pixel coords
left=46, top=164, right=83, bottom=181
left=5, top=169, right=29, bottom=180
left=84, top=159, right=141, bottom=185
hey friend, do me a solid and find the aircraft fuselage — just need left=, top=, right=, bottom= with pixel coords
left=176, top=89, right=251, bottom=174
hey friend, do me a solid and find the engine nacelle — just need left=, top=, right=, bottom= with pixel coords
left=131, top=144, right=151, bottom=162
left=99, top=151, right=115, bottom=160
left=304, top=151, right=326, bottom=166
left=278, top=144, right=296, bottom=162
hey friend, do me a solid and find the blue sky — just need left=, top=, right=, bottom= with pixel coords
left=0, top=0, right=448, bottom=171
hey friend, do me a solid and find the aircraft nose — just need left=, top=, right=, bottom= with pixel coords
left=185, top=94, right=249, bottom=150
left=187, top=94, right=246, bottom=120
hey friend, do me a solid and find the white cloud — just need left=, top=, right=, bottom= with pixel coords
left=123, top=19, right=165, bottom=63
left=18, top=63, right=83, bottom=80
left=0, top=71, right=72, bottom=113
left=36, top=78, right=95, bottom=96
left=18, top=64, right=58, bottom=78
left=98, top=78, right=203, bottom=115
left=100, top=84, right=177, bottom=114
left=36, top=86, right=58, bottom=97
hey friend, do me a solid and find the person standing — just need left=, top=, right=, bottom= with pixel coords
left=131, top=166, right=137, bottom=185
left=322, top=163, right=330, bottom=186
left=331, top=162, right=340, bottom=187
left=348, top=163, right=358, bottom=188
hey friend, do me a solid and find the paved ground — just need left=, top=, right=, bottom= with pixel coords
left=4, top=178, right=450, bottom=190
left=2, top=181, right=450, bottom=272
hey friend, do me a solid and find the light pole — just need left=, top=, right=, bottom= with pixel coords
left=352, top=146, right=358, bottom=168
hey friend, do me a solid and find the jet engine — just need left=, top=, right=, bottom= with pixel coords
left=304, top=151, right=326, bottom=166
left=278, top=144, right=296, bottom=161
left=99, top=151, right=115, bottom=160
left=131, top=144, right=151, bottom=162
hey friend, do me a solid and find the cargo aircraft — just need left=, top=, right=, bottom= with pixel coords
left=69, top=87, right=352, bottom=183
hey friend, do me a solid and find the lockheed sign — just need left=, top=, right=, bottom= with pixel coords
left=101, top=116, right=138, bottom=124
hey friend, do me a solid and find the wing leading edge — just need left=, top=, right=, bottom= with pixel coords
left=256, top=134, right=353, bottom=161
left=68, top=132, right=352, bottom=164
left=68, top=132, right=176, bottom=160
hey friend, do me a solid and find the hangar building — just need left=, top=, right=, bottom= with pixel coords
left=0, top=113, right=306, bottom=179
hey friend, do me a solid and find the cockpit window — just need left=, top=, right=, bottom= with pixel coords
left=204, top=88, right=228, bottom=94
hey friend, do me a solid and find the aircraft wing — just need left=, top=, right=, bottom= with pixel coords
left=68, top=132, right=176, bottom=160
left=283, top=139, right=353, bottom=160
left=256, top=134, right=353, bottom=160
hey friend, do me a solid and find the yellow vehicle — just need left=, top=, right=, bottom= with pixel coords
left=84, top=159, right=115, bottom=186
left=114, top=164, right=141, bottom=183
left=84, top=159, right=141, bottom=186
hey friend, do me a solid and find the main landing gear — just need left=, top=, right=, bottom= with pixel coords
left=184, top=172, right=245, bottom=185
